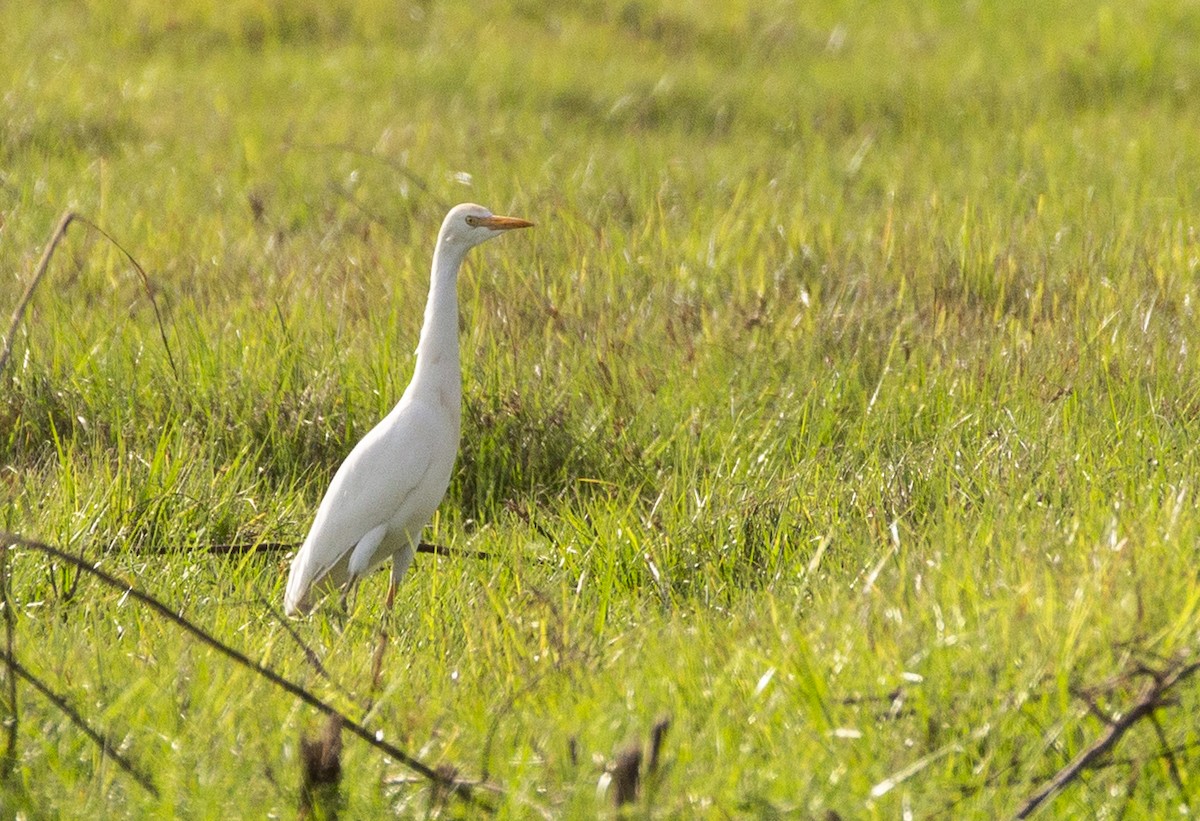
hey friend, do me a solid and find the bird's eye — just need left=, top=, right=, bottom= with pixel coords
left=465, top=216, right=480, bottom=227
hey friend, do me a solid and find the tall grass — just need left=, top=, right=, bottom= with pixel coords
left=3, top=0, right=1200, bottom=815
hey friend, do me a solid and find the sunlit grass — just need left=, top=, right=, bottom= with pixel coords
left=3, top=0, right=1200, bottom=816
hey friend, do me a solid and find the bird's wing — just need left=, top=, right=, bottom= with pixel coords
left=284, top=399, right=452, bottom=613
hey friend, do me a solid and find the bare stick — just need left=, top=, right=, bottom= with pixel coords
left=1149, top=712, right=1190, bottom=802
left=0, top=648, right=159, bottom=797
left=611, top=744, right=642, bottom=807
left=144, top=540, right=494, bottom=561
left=259, top=596, right=356, bottom=701
left=0, top=211, right=179, bottom=382
left=0, top=542, right=18, bottom=778
left=298, top=714, right=343, bottom=820
left=1012, top=659, right=1200, bottom=819
left=70, top=215, right=179, bottom=379
left=0, top=211, right=76, bottom=379
left=648, top=716, right=670, bottom=774
left=0, top=530, right=493, bottom=808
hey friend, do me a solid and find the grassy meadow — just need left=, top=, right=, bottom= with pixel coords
left=3, top=0, right=1200, bottom=816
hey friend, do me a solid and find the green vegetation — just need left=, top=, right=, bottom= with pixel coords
left=3, top=0, right=1200, bottom=816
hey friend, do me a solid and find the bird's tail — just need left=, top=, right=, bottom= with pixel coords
left=284, top=548, right=351, bottom=616
left=283, top=567, right=313, bottom=616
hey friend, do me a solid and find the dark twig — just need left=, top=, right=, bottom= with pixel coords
left=259, top=597, right=357, bottom=703
left=0, top=542, right=17, bottom=779
left=1085, top=739, right=1200, bottom=772
left=69, top=211, right=177, bottom=379
left=145, top=540, right=494, bottom=561
left=0, top=648, right=159, bottom=797
left=0, top=211, right=178, bottom=382
left=611, top=744, right=642, bottom=807
left=648, top=716, right=670, bottom=775
left=0, top=530, right=493, bottom=808
left=604, top=716, right=673, bottom=809
left=299, top=714, right=343, bottom=820
left=1012, top=659, right=1200, bottom=819
left=0, top=211, right=76, bottom=379
left=1149, top=712, right=1190, bottom=803
left=69, top=215, right=179, bottom=380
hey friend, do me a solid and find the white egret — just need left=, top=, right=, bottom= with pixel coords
left=284, top=203, right=533, bottom=616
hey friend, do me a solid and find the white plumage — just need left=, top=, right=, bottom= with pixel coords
left=284, top=203, right=533, bottom=616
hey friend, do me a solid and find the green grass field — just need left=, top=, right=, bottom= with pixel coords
left=3, top=0, right=1200, bottom=816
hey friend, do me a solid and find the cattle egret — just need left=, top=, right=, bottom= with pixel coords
left=284, top=203, right=533, bottom=616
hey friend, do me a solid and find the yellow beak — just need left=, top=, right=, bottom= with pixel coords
left=478, top=214, right=534, bottom=230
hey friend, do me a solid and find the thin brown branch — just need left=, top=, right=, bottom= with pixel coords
left=69, top=215, right=179, bottom=379
left=144, top=540, right=494, bottom=561
left=1149, top=712, right=1190, bottom=803
left=259, top=597, right=355, bottom=702
left=648, top=716, right=671, bottom=775
left=0, top=211, right=76, bottom=379
left=611, top=744, right=642, bottom=807
left=0, top=542, right=18, bottom=779
left=412, top=542, right=494, bottom=561
left=0, top=648, right=159, bottom=797
left=0, top=530, right=494, bottom=809
left=0, top=211, right=178, bottom=382
left=1086, top=739, right=1200, bottom=772
left=299, top=714, right=343, bottom=820
left=1012, top=659, right=1200, bottom=819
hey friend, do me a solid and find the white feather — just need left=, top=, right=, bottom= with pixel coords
left=283, top=204, right=532, bottom=616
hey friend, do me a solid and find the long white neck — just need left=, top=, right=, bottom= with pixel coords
left=407, top=238, right=465, bottom=409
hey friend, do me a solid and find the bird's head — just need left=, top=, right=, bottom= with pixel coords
left=440, top=203, right=534, bottom=250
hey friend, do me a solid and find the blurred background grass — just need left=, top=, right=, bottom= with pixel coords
left=3, top=0, right=1200, bottom=816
